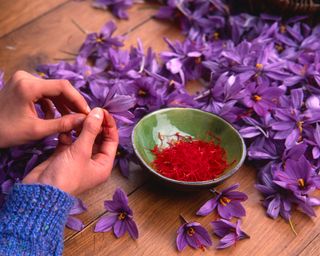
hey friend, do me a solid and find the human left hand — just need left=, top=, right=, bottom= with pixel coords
left=0, top=71, right=90, bottom=148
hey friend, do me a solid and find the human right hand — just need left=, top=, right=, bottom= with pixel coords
left=23, top=108, right=119, bottom=195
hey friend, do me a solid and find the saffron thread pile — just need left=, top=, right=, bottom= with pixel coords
left=151, top=133, right=230, bottom=181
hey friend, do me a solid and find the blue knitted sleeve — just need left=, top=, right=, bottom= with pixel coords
left=0, top=183, right=74, bottom=256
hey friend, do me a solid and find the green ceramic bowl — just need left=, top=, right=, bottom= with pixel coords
left=132, top=108, right=246, bottom=190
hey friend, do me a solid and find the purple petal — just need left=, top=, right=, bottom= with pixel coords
left=126, top=218, right=139, bottom=240
left=113, top=220, right=127, bottom=238
left=217, top=203, right=233, bottom=219
left=166, top=58, right=182, bottom=74
left=196, top=198, right=217, bottom=216
left=66, top=216, right=85, bottom=231
left=185, top=233, right=198, bottom=249
left=1, top=179, right=14, bottom=194
left=94, top=215, right=118, bottom=232
left=221, top=183, right=240, bottom=194
left=266, top=195, right=281, bottom=219
left=216, top=233, right=236, bottom=249
left=285, top=129, right=300, bottom=148
left=194, top=226, right=212, bottom=247
left=69, top=198, right=87, bottom=215
left=225, top=191, right=248, bottom=201
left=176, top=232, right=187, bottom=251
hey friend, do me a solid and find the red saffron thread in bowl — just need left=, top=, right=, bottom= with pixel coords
left=151, top=133, right=231, bottom=182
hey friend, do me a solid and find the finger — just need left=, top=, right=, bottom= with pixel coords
left=73, top=108, right=104, bottom=156
left=92, top=110, right=119, bottom=164
left=20, top=78, right=90, bottom=114
left=37, top=98, right=55, bottom=119
left=54, top=101, right=71, bottom=116
left=32, top=113, right=86, bottom=139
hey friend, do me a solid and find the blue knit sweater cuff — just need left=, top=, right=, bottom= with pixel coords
left=0, top=183, right=74, bottom=254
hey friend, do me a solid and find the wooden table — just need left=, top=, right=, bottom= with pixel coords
left=1, top=1, right=320, bottom=255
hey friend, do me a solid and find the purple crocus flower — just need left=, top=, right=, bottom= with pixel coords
left=79, top=21, right=124, bottom=58
left=94, top=188, right=138, bottom=239
left=92, top=0, right=133, bottom=19
left=211, top=219, right=249, bottom=249
left=105, top=47, right=142, bottom=80
left=160, top=38, right=205, bottom=84
left=242, top=82, right=283, bottom=116
left=85, top=83, right=136, bottom=123
left=271, top=89, right=319, bottom=148
left=273, top=156, right=320, bottom=195
left=256, top=163, right=294, bottom=220
left=66, top=198, right=87, bottom=231
left=129, top=77, right=162, bottom=108
left=176, top=216, right=212, bottom=252
left=197, top=184, right=248, bottom=219
left=239, top=113, right=273, bottom=139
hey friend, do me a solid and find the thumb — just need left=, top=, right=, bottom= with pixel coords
left=34, top=113, right=86, bottom=138
left=73, top=108, right=104, bottom=152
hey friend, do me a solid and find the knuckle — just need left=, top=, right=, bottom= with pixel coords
left=12, top=70, right=26, bottom=83
left=58, top=118, right=71, bottom=132
left=15, top=79, right=31, bottom=97
left=59, top=79, right=72, bottom=90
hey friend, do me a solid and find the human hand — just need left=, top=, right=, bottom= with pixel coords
left=0, top=71, right=90, bottom=148
left=23, top=108, right=119, bottom=195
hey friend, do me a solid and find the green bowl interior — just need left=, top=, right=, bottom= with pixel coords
left=133, top=108, right=244, bottom=179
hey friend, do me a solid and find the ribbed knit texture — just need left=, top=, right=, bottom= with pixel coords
left=0, top=183, right=74, bottom=256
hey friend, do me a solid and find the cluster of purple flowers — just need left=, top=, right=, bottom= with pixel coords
left=155, top=0, right=320, bottom=221
left=176, top=184, right=249, bottom=251
left=1, top=0, right=320, bottom=231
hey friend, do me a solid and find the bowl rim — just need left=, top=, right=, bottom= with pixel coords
left=131, top=107, right=247, bottom=186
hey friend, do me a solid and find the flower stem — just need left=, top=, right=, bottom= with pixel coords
left=179, top=214, right=188, bottom=224
left=71, top=19, right=88, bottom=34
left=209, top=189, right=219, bottom=195
left=288, top=218, right=297, bottom=236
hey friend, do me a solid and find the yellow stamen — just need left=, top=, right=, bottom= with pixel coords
left=289, top=218, right=298, bottom=236
left=256, top=63, right=263, bottom=70
left=116, top=150, right=121, bottom=156
left=298, top=178, right=305, bottom=188
left=280, top=25, right=286, bottom=34
left=187, top=227, right=195, bottom=236
left=275, top=44, right=284, bottom=53
left=253, top=95, right=262, bottom=102
left=297, top=121, right=304, bottom=134
left=138, top=89, right=147, bottom=96
left=37, top=72, right=46, bottom=78
left=195, top=57, right=202, bottom=65
left=96, top=37, right=104, bottom=43
left=219, top=196, right=231, bottom=206
left=118, top=212, right=126, bottom=220
left=85, top=70, right=91, bottom=77
left=169, top=80, right=175, bottom=86
left=213, top=32, right=219, bottom=40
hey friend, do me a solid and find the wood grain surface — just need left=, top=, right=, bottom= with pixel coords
left=0, top=1, right=319, bottom=256
left=0, top=0, right=69, bottom=38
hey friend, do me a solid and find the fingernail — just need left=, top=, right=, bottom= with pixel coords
left=92, top=108, right=102, bottom=120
